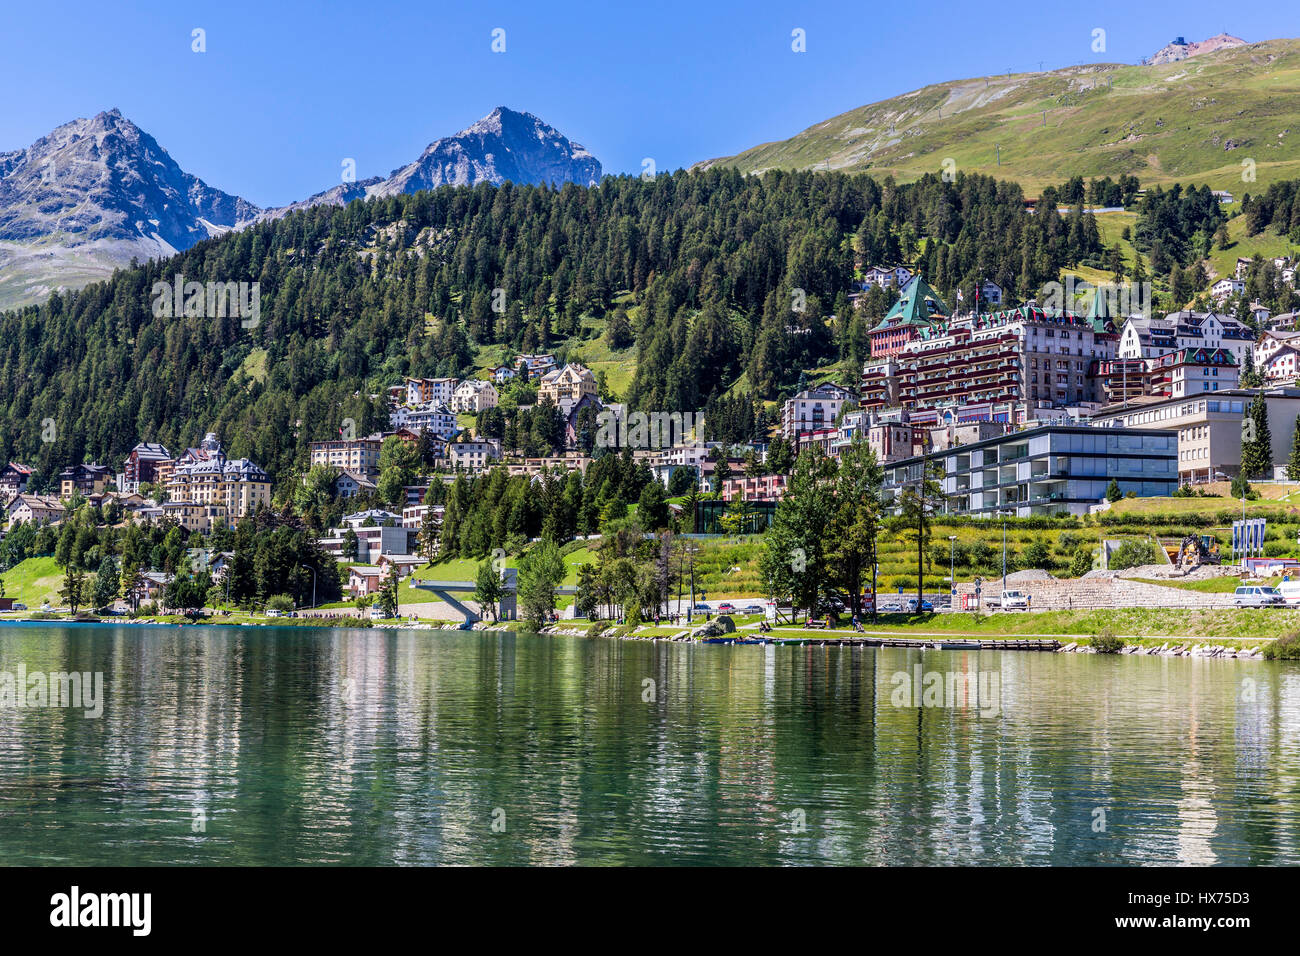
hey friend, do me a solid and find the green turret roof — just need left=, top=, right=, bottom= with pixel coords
left=871, top=275, right=946, bottom=332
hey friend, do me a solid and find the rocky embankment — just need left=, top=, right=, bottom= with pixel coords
left=1057, top=641, right=1264, bottom=659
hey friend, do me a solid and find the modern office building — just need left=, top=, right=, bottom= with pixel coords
left=881, top=425, right=1178, bottom=517
left=1089, top=387, right=1300, bottom=482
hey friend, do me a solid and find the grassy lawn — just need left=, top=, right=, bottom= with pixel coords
left=1130, top=576, right=1252, bottom=593
left=0, top=556, right=64, bottom=607
left=411, top=545, right=595, bottom=586
left=579, top=607, right=1294, bottom=643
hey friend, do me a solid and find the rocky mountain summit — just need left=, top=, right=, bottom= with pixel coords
left=258, top=107, right=602, bottom=221
left=0, top=108, right=259, bottom=251
left=1146, top=33, right=1247, bottom=65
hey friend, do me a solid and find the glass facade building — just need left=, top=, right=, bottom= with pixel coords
left=882, top=425, right=1178, bottom=517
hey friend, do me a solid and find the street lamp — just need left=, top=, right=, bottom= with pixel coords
left=948, top=534, right=957, bottom=604
left=996, top=510, right=1013, bottom=596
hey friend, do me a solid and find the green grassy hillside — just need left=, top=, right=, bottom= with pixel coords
left=0, top=556, right=64, bottom=607
left=699, top=38, right=1300, bottom=194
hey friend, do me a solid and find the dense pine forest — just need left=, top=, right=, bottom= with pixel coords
left=0, top=163, right=1209, bottom=491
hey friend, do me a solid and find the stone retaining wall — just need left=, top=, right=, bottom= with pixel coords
left=954, top=576, right=1229, bottom=610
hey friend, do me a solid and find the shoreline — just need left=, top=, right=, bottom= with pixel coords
left=0, top=615, right=1285, bottom=661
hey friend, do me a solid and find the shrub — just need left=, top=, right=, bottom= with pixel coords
left=1021, top=541, right=1053, bottom=570
left=266, top=593, right=296, bottom=613
left=1108, top=539, right=1159, bottom=570
left=1262, top=632, right=1300, bottom=660
left=1091, top=626, right=1125, bottom=654
left=1069, top=548, right=1094, bottom=577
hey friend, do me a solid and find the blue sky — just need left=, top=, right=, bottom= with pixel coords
left=0, top=1, right=1288, bottom=207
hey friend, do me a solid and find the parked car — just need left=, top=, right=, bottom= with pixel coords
left=1234, top=586, right=1285, bottom=608
left=904, top=598, right=935, bottom=613
left=265, top=608, right=286, bottom=618
left=1000, top=590, right=1030, bottom=610
left=11, top=603, right=26, bottom=611
left=717, top=602, right=736, bottom=613
left=741, top=604, right=764, bottom=614
left=692, top=603, right=710, bottom=612
left=368, top=605, right=388, bottom=620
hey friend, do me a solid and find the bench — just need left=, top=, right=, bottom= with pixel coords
left=805, top=620, right=828, bottom=629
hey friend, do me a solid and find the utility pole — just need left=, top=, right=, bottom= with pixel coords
left=996, top=145, right=1001, bottom=166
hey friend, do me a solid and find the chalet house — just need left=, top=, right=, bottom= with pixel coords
left=347, top=565, right=385, bottom=596
left=0, top=462, right=33, bottom=500
left=514, top=354, right=557, bottom=378
left=58, top=463, right=111, bottom=497
left=490, top=365, right=517, bottom=384
left=334, top=469, right=377, bottom=499
left=375, top=553, right=424, bottom=578
left=1262, top=346, right=1300, bottom=383
left=6, top=494, right=65, bottom=526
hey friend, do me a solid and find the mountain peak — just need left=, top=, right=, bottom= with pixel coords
left=0, top=109, right=260, bottom=307
left=258, top=108, right=601, bottom=223
left=0, top=109, right=259, bottom=250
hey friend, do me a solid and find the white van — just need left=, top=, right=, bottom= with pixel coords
left=1233, top=586, right=1285, bottom=608
left=1277, top=581, right=1300, bottom=606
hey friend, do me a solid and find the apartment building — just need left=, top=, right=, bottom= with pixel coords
left=123, top=443, right=171, bottom=491
left=720, top=474, right=787, bottom=502
left=309, top=434, right=384, bottom=476
left=449, top=440, right=501, bottom=473
left=451, top=379, right=499, bottom=414
left=406, top=377, right=457, bottom=407
left=881, top=425, right=1178, bottom=517
left=781, top=383, right=856, bottom=440
left=1089, top=387, right=1300, bottom=482
left=160, top=501, right=228, bottom=534
left=1145, top=347, right=1239, bottom=398
left=395, top=402, right=456, bottom=439
left=0, top=462, right=32, bottom=500
left=860, top=265, right=913, bottom=290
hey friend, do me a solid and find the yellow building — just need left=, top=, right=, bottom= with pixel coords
left=165, top=434, right=271, bottom=521
left=538, top=363, right=597, bottom=408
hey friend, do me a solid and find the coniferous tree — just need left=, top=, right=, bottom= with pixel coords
left=1242, top=393, right=1273, bottom=480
